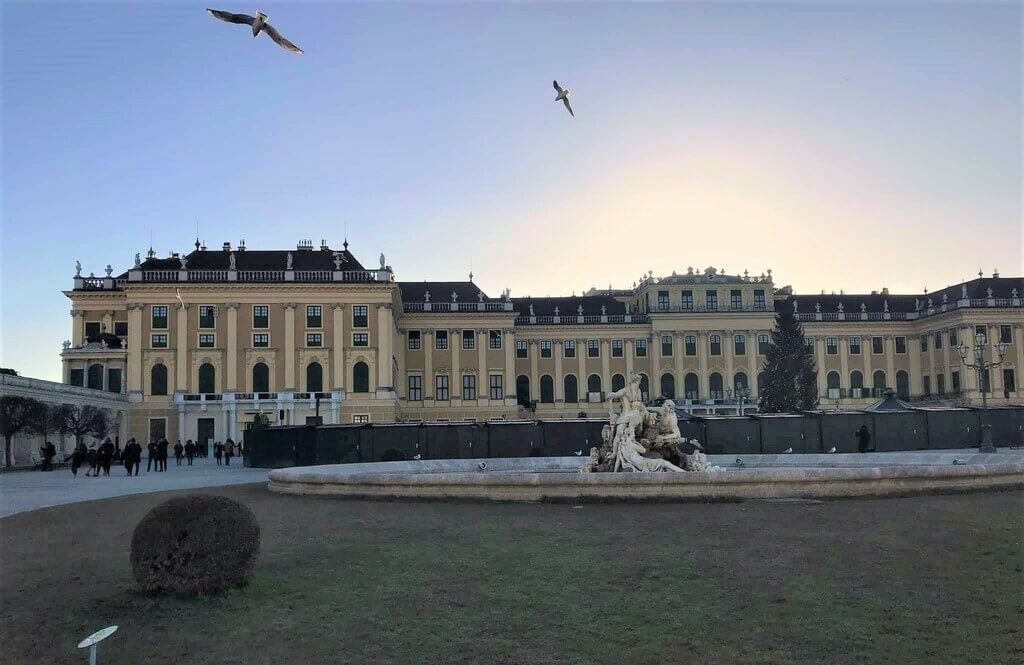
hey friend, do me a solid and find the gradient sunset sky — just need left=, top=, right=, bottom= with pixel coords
left=2, top=1, right=1021, bottom=381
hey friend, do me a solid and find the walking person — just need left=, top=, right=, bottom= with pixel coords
left=213, top=441, right=223, bottom=466
left=174, top=440, right=184, bottom=466
left=856, top=424, right=873, bottom=453
left=146, top=440, right=158, bottom=472
left=224, top=438, right=235, bottom=466
left=67, top=443, right=85, bottom=477
left=158, top=437, right=170, bottom=472
left=184, top=440, right=195, bottom=466
left=85, top=444, right=99, bottom=477
left=125, top=438, right=142, bottom=476
left=39, top=441, right=56, bottom=471
left=99, top=438, right=114, bottom=476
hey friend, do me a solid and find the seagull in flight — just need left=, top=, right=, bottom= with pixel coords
left=553, top=80, right=574, bottom=117
left=206, top=9, right=303, bottom=54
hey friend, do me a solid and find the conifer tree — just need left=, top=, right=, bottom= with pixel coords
left=759, top=300, right=819, bottom=412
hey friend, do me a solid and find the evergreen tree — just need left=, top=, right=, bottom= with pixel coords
left=759, top=300, right=819, bottom=412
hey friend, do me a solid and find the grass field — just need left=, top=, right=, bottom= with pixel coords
left=1, top=486, right=1022, bottom=665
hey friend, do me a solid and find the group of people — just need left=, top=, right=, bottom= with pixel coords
left=53, top=436, right=242, bottom=476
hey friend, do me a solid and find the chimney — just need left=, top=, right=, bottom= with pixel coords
left=238, top=240, right=246, bottom=251
left=222, top=242, right=231, bottom=252
left=881, top=287, right=889, bottom=295
left=297, top=239, right=314, bottom=251
left=993, top=269, right=1000, bottom=278
left=870, top=290, right=878, bottom=296
left=320, top=239, right=329, bottom=251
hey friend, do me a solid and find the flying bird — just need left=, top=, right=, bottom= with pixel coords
left=206, top=9, right=303, bottom=54
left=553, top=80, right=574, bottom=117
left=782, top=447, right=793, bottom=454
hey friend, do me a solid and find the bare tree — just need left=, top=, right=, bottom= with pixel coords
left=0, top=396, right=49, bottom=467
left=50, top=404, right=110, bottom=449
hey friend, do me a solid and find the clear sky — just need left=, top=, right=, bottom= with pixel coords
left=2, top=1, right=1021, bottom=381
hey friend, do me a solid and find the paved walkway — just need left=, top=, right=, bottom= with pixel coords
left=0, top=458, right=268, bottom=518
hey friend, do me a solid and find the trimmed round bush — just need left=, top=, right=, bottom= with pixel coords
left=130, top=494, right=260, bottom=594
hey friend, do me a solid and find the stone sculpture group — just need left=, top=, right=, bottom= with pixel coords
left=580, top=372, right=709, bottom=473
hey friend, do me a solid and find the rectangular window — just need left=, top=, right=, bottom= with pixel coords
left=734, top=334, right=746, bottom=356
left=489, top=374, right=503, bottom=400
left=730, top=290, right=742, bottom=310
left=920, top=336, right=928, bottom=352
left=1003, top=368, right=1016, bottom=393
left=489, top=330, right=502, bottom=349
left=1000, top=325, right=1012, bottom=344
left=611, top=340, right=623, bottom=357
left=705, top=291, right=718, bottom=310
left=435, top=375, right=449, bottom=401
left=199, top=305, right=216, bottom=329
left=151, top=334, right=168, bottom=348
left=587, top=339, right=599, bottom=358
left=435, top=330, right=449, bottom=350
left=253, top=305, right=269, bottom=329
left=934, top=331, right=943, bottom=350
left=681, top=290, right=693, bottom=310
left=253, top=333, right=269, bottom=348
left=937, top=374, right=946, bottom=395
left=306, top=333, right=323, bottom=347
left=804, top=337, right=815, bottom=349
left=352, top=333, right=368, bottom=347
left=661, top=335, right=673, bottom=357
left=199, top=333, right=215, bottom=348
left=685, top=335, right=697, bottom=356
left=758, top=334, right=770, bottom=355
left=85, top=322, right=101, bottom=338
left=352, top=305, right=368, bottom=328
left=949, top=328, right=958, bottom=346
left=951, top=370, right=961, bottom=392
left=895, top=336, right=907, bottom=354
left=923, top=375, right=931, bottom=396
left=516, top=340, right=527, bottom=358
left=408, top=375, right=422, bottom=401
left=462, top=330, right=475, bottom=350
left=826, top=337, right=838, bottom=355
left=849, top=337, right=861, bottom=355
left=408, top=330, right=421, bottom=350
left=754, top=290, right=766, bottom=309
left=353, top=414, right=370, bottom=424
left=540, top=341, right=552, bottom=358
left=462, top=374, right=477, bottom=400
left=975, top=325, right=987, bottom=342
left=114, top=321, right=128, bottom=337
left=872, top=336, right=884, bottom=354
left=657, top=290, right=670, bottom=311
left=710, top=334, right=722, bottom=356
left=564, top=340, right=576, bottom=358
left=306, top=305, right=322, bottom=328
left=152, top=305, right=168, bottom=329
left=635, top=339, right=648, bottom=357
left=69, top=368, right=84, bottom=387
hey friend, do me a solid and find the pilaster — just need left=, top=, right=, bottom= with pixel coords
left=226, top=302, right=239, bottom=390
left=283, top=304, right=296, bottom=390
left=332, top=304, right=346, bottom=390
left=175, top=304, right=189, bottom=393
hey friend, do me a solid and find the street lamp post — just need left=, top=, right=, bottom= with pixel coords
left=726, top=383, right=752, bottom=417
left=956, top=331, right=1009, bottom=452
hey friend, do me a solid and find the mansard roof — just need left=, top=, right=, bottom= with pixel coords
left=399, top=281, right=491, bottom=303
left=135, top=246, right=366, bottom=273
left=510, top=295, right=628, bottom=316
left=784, top=277, right=1023, bottom=315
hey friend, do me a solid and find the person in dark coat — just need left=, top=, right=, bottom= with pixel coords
left=184, top=440, right=195, bottom=465
left=213, top=441, right=223, bottom=465
left=85, top=444, right=99, bottom=477
left=112, top=441, right=122, bottom=464
left=125, top=438, right=142, bottom=476
left=856, top=424, right=873, bottom=453
left=146, top=440, right=158, bottom=471
left=67, top=443, right=86, bottom=477
left=99, top=438, right=115, bottom=476
left=39, top=441, right=56, bottom=471
left=157, top=438, right=170, bottom=472
left=173, top=440, right=184, bottom=466
left=224, top=438, right=235, bottom=466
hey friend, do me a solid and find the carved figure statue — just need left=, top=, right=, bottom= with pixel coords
left=577, top=304, right=584, bottom=316
left=554, top=306, right=559, bottom=316
left=286, top=252, right=293, bottom=270
left=424, top=290, right=431, bottom=302
left=478, top=291, right=484, bottom=302
left=601, top=305, right=607, bottom=315
left=75, top=261, right=82, bottom=277
left=134, top=253, right=141, bottom=267
left=837, top=302, right=844, bottom=312
left=942, top=293, right=948, bottom=303
left=860, top=303, right=866, bottom=312
left=987, top=287, right=994, bottom=298
left=229, top=252, right=236, bottom=270
left=380, top=253, right=386, bottom=270
left=814, top=302, right=821, bottom=313
left=962, top=284, right=968, bottom=299
left=1013, top=288, right=1019, bottom=298
left=105, top=264, right=113, bottom=277
left=884, top=300, right=889, bottom=313
left=332, top=252, right=343, bottom=270
left=451, top=290, right=458, bottom=302
left=529, top=304, right=535, bottom=316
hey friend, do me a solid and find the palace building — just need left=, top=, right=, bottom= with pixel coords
left=61, top=239, right=1023, bottom=446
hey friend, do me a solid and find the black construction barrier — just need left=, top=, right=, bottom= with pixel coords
left=244, top=406, right=1024, bottom=468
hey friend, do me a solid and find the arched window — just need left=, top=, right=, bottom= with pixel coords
left=611, top=373, right=625, bottom=392
left=150, top=363, right=168, bottom=396
left=850, top=370, right=864, bottom=391
left=684, top=373, right=699, bottom=400
left=896, top=370, right=910, bottom=399
left=87, top=363, right=104, bottom=390
left=734, top=372, right=748, bottom=392
left=253, top=362, right=270, bottom=393
left=564, top=375, right=578, bottom=403
left=660, top=373, right=675, bottom=399
left=516, top=375, right=531, bottom=406
left=352, top=362, right=370, bottom=393
left=306, top=362, right=323, bottom=393
left=872, top=370, right=887, bottom=396
left=198, top=363, right=216, bottom=394
left=587, top=374, right=602, bottom=395
left=709, top=372, right=724, bottom=400
left=638, top=373, right=649, bottom=401
left=826, top=371, right=841, bottom=398
left=540, top=375, right=554, bottom=403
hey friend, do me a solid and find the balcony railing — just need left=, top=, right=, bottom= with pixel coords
left=404, top=301, right=515, bottom=313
